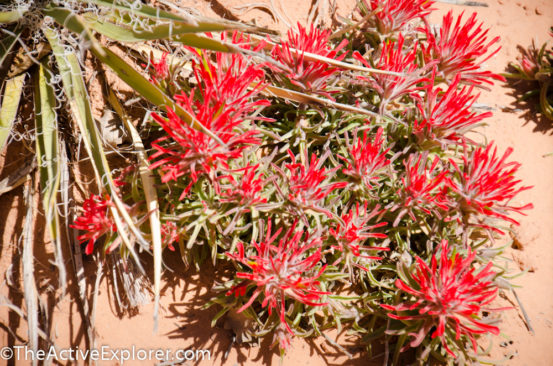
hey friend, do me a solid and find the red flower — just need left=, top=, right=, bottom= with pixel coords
left=413, top=73, right=492, bottom=144
left=340, top=127, right=391, bottom=191
left=395, top=154, right=449, bottom=226
left=448, top=142, right=533, bottom=228
left=150, top=36, right=269, bottom=198
left=358, top=0, right=435, bottom=33
left=226, top=219, right=328, bottom=339
left=381, top=239, right=500, bottom=357
left=161, top=221, right=179, bottom=251
left=354, top=34, right=428, bottom=106
left=330, top=202, right=388, bottom=270
left=421, top=11, right=505, bottom=86
left=71, top=194, right=116, bottom=255
left=271, top=23, right=348, bottom=98
left=278, top=150, right=347, bottom=211
left=218, top=164, right=268, bottom=207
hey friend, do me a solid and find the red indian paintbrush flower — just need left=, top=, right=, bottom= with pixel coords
left=226, top=219, right=328, bottom=338
left=354, top=34, right=428, bottom=107
left=71, top=194, right=116, bottom=255
left=381, top=239, right=500, bottom=357
left=394, top=153, right=449, bottom=226
left=448, top=142, right=533, bottom=229
left=161, top=221, right=179, bottom=251
left=277, top=150, right=347, bottom=213
left=150, top=35, right=268, bottom=198
left=271, top=23, right=348, bottom=98
left=218, top=164, right=268, bottom=207
left=339, top=127, right=391, bottom=192
left=421, top=11, right=505, bottom=86
left=358, top=0, right=435, bottom=33
left=330, top=202, right=388, bottom=272
left=413, top=73, right=492, bottom=145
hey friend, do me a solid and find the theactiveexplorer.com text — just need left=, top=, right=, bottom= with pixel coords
left=0, top=345, right=211, bottom=364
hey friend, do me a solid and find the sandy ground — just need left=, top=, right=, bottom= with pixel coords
left=1, top=0, right=552, bottom=365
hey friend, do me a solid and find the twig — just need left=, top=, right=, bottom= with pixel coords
left=512, top=289, right=534, bottom=334
left=22, top=175, right=38, bottom=366
left=0, top=158, right=36, bottom=196
left=437, top=0, right=489, bottom=6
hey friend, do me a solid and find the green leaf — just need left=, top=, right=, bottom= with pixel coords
left=82, top=12, right=242, bottom=41
left=45, top=27, right=149, bottom=272
left=34, top=61, right=66, bottom=296
left=0, top=73, right=25, bottom=152
left=83, top=13, right=237, bottom=52
left=90, top=44, right=224, bottom=145
left=0, top=9, right=25, bottom=23
left=80, top=0, right=198, bottom=23
left=0, top=26, right=22, bottom=69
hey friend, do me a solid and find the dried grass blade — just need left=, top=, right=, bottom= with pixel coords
left=106, top=88, right=163, bottom=333
left=261, top=84, right=379, bottom=116
left=22, top=175, right=38, bottom=365
left=34, top=61, right=66, bottom=296
left=0, top=73, right=25, bottom=152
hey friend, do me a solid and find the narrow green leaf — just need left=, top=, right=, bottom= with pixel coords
left=90, top=44, right=224, bottom=145
left=84, top=13, right=235, bottom=51
left=0, top=9, right=25, bottom=23
left=80, top=0, right=197, bottom=23
left=34, top=61, right=66, bottom=296
left=45, top=27, right=149, bottom=272
left=0, top=26, right=22, bottom=68
left=83, top=12, right=242, bottom=41
left=0, top=73, right=25, bottom=151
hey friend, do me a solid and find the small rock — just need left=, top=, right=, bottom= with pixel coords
left=511, top=251, right=537, bottom=272
left=535, top=7, right=542, bottom=15
left=509, top=223, right=540, bottom=250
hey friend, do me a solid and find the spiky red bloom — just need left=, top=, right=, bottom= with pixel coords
left=340, top=127, right=391, bottom=191
left=395, top=154, right=449, bottom=225
left=381, top=239, right=500, bottom=357
left=71, top=194, right=116, bottom=255
left=421, top=11, right=505, bottom=86
left=218, top=164, right=267, bottom=207
left=161, top=221, right=179, bottom=251
left=330, top=202, right=388, bottom=262
left=226, top=219, right=328, bottom=336
left=448, top=143, right=533, bottom=228
left=413, top=73, right=492, bottom=144
left=354, top=34, right=427, bottom=105
left=271, top=23, right=348, bottom=98
left=280, top=150, right=347, bottom=210
left=150, top=34, right=269, bottom=198
left=359, top=0, right=435, bottom=33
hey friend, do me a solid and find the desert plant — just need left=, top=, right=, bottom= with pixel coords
left=504, top=27, right=553, bottom=120
left=1, top=0, right=534, bottom=364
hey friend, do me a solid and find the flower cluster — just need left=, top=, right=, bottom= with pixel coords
left=340, top=127, right=391, bottom=192
left=382, top=239, right=500, bottom=357
left=354, top=34, right=427, bottom=106
left=358, top=0, right=435, bottom=34
left=413, top=73, right=492, bottom=145
left=271, top=23, right=348, bottom=98
left=71, top=194, right=116, bottom=255
left=70, top=2, right=533, bottom=362
left=226, top=220, right=328, bottom=336
left=421, top=11, right=505, bottom=86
